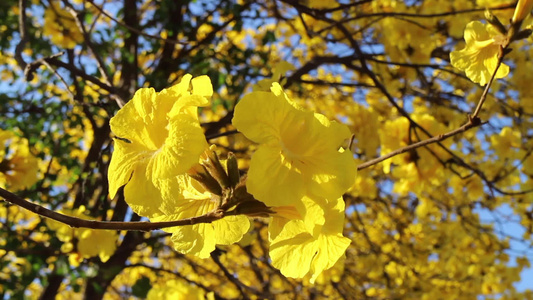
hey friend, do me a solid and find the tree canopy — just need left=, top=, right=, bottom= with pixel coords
left=1, top=0, right=533, bottom=299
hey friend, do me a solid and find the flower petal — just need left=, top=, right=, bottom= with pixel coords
left=246, top=146, right=306, bottom=211
left=151, top=114, right=207, bottom=179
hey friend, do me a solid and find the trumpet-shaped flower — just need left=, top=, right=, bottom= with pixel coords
left=450, top=21, right=509, bottom=86
left=232, top=83, right=356, bottom=215
left=268, top=196, right=351, bottom=283
left=151, top=174, right=251, bottom=258
left=108, top=74, right=212, bottom=218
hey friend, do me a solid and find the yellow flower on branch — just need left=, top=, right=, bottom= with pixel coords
left=232, top=82, right=356, bottom=216
left=233, top=82, right=354, bottom=280
left=108, top=74, right=212, bottom=218
left=450, top=21, right=509, bottom=86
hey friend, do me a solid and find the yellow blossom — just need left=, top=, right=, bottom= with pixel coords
left=232, top=82, right=356, bottom=216
left=268, top=196, right=350, bottom=283
left=108, top=74, right=212, bottom=218
left=450, top=21, right=509, bottom=86
left=46, top=206, right=118, bottom=262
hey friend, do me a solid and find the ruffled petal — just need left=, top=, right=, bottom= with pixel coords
left=233, top=89, right=301, bottom=145
left=269, top=197, right=350, bottom=283
left=212, top=215, right=251, bottom=245
left=123, top=159, right=164, bottom=217
left=152, top=114, right=207, bottom=179
left=107, top=140, right=149, bottom=199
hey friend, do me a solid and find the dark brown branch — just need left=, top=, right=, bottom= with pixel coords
left=0, top=187, right=227, bottom=231
left=14, top=0, right=28, bottom=69
left=64, top=2, right=126, bottom=107
left=24, top=52, right=117, bottom=94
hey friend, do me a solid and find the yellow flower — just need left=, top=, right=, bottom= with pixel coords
left=268, top=196, right=350, bottom=283
left=43, top=2, right=83, bottom=48
left=450, top=21, right=509, bottom=86
left=512, top=0, right=533, bottom=24
left=490, top=127, right=522, bottom=159
left=0, top=129, right=39, bottom=191
left=76, top=227, right=117, bottom=262
left=232, top=82, right=356, bottom=216
left=108, top=74, right=212, bottom=218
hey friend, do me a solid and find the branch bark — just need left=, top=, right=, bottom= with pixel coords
left=0, top=187, right=226, bottom=231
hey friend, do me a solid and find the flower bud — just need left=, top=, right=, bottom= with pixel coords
left=226, top=152, right=240, bottom=188
left=485, top=9, right=507, bottom=34
left=234, top=199, right=273, bottom=218
left=187, top=163, right=223, bottom=196
left=512, top=0, right=533, bottom=25
left=201, top=146, right=230, bottom=189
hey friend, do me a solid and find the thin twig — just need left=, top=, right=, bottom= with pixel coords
left=64, top=3, right=126, bottom=107
left=356, top=119, right=483, bottom=170
left=24, top=52, right=116, bottom=93
left=471, top=48, right=504, bottom=119
left=85, top=0, right=186, bottom=45
left=40, top=59, right=76, bottom=99
left=14, top=0, right=28, bottom=69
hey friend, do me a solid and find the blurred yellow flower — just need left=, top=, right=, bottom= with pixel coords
left=147, top=279, right=210, bottom=300
left=43, top=2, right=83, bottom=48
left=0, top=129, right=39, bottom=191
left=46, top=206, right=118, bottom=263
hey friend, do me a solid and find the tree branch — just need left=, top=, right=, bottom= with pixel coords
left=357, top=117, right=484, bottom=170
left=0, top=187, right=227, bottom=231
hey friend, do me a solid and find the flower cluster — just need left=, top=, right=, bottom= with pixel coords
left=108, top=74, right=249, bottom=259
left=233, top=82, right=355, bottom=281
left=107, top=74, right=356, bottom=280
